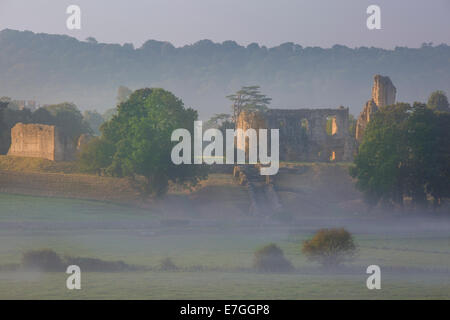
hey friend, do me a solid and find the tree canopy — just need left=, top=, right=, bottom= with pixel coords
left=350, top=102, right=450, bottom=209
left=227, top=86, right=271, bottom=123
left=79, top=88, right=207, bottom=196
left=43, top=102, right=92, bottom=141
left=427, top=90, right=450, bottom=112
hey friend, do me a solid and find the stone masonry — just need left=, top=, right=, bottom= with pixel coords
left=7, top=123, right=76, bottom=161
left=236, top=106, right=354, bottom=162
left=372, top=75, right=396, bottom=108
left=356, top=75, right=396, bottom=141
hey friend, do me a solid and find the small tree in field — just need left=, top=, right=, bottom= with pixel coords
left=254, top=243, right=293, bottom=272
left=302, top=228, right=357, bottom=268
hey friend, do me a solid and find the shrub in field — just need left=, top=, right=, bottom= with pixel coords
left=254, top=243, right=293, bottom=272
left=158, top=257, right=178, bottom=271
left=21, top=249, right=64, bottom=271
left=302, top=228, right=357, bottom=268
left=21, top=249, right=137, bottom=272
left=65, top=256, right=133, bottom=272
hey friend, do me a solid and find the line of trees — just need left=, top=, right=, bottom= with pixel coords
left=2, top=29, right=450, bottom=117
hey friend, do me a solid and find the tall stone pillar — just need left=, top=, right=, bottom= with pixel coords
left=371, top=74, right=396, bottom=108
left=356, top=75, right=396, bottom=142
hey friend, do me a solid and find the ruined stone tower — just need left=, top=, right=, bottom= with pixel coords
left=356, top=75, right=396, bottom=141
left=371, top=75, right=396, bottom=108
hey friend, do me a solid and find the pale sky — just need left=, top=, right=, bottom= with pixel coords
left=0, top=0, right=449, bottom=48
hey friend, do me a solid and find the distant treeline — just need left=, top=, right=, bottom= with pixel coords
left=0, top=29, right=449, bottom=117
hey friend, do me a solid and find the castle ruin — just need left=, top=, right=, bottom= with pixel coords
left=356, top=75, right=396, bottom=141
left=7, top=123, right=76, bottom=161
left=236, top=74, right=397, bottom=162
left=236, top=106, right=354, bottom=162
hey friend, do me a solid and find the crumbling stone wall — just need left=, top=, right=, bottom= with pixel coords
left=7, top=123, right=76, bottom=161
left=236, top=110, right=267, bottom=161
left=356, top=75, right=396, bottom=142
left=237, top=106, right=354, bottom=162
left=355, top=100, right=378, bottom=141
left=372, top=75, right=396, bottom=108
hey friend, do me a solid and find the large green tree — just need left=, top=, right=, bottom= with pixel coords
left=83, top=88, right=206, bottom=196
left=418, top=109, right=450, bottom=207
left=404, top=103, right=439, bottom=207
left=350, top=102, right=450, bottom=209
left=77, top=137, right=115, bottom=175
left=350, top=103, right=410, bottom=207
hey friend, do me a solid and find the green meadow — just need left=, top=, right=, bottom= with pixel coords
left=0, top=194, right=449, bottom=299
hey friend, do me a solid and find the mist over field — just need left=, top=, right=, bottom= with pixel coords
left=0, top=191, right=449, bottom=299
left=1, top=29, right=450, bottom=118
left=0, top=163, right=449, bottom=299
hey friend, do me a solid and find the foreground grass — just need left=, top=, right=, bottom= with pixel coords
left=0, top=228, right=449, bottom=299
left=0, top=271, right=448, bottom=300
left=0, top=193, right=151, bottom=223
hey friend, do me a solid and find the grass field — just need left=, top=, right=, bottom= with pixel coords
left=0, top=194, right=449, bottom=299
left=1, top=272, right=448, bottom=300
left=0, top=155, right=78, bottom=174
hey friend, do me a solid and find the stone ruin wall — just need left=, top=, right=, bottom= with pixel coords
left=235, top=110, right=267, bottom=160
left=372, top=75, right=396, bottom=108
left=355, top=100, right=378, bottom=141
left=356, top=75, right=396, bottom=141
left=7, top=123, right=78, bottom=161
left=8, top=123, right=61, bottom=161
left=237, top=107, right=354, bottom=162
